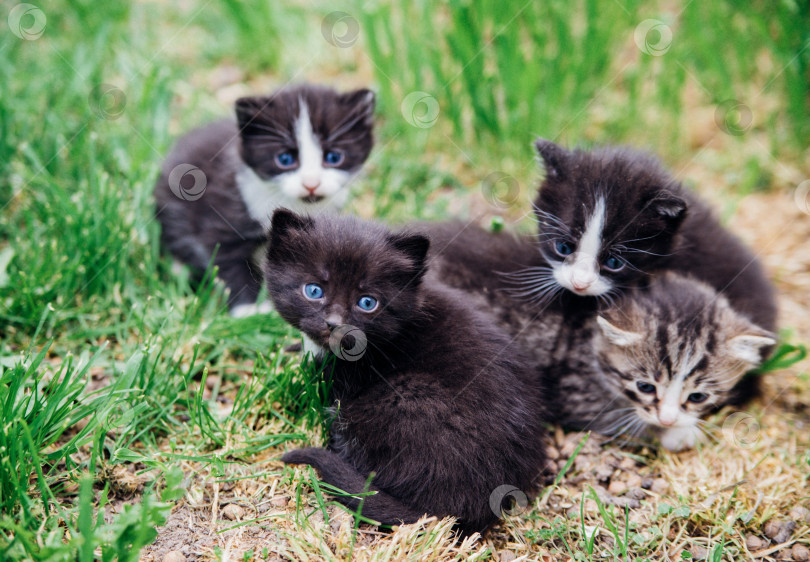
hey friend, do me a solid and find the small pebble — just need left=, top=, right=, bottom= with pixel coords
left=746, top=535, right=766, bottom=551
left=627, top=487, right=646, bottom=501
left=764, top=519, right=796, bottom=544
left=498, top=552, right=517, bottom=562
left=619, top=457, right=636, bottom=470
left=790, top=506, right=810, bottom=524
left=163, top=552, right=185, bottom=562
left=608, top=480, right=628, bottom=496
left=792, top=544, right=810, bottom=561
left=625, top=473, right=642, bottom=489
left=641, top=477, right=654, bottom=489
left=222, top=503, right=245, bottom=521
left=574, top=455, right=591, bottom=471
left=651, top=478, right=669, bottom=494
left=270, top=496, right=289, bottom=507
left=689, top=545, right=708, bottom=560
left=547, top=447, right=560, bottom=461
left=594, top=464, right=613, bottom=482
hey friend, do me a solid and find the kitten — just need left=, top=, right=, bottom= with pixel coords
left=266, top=209, right=547, bottom=533
left=547, top=273, right=775, bottom=451
left=420, top=225, right=775, bottom=451
left=154, top=84, right=375, bottom=317
left=531, top=139, right=777, bottom=334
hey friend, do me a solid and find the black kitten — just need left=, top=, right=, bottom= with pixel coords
left=266, top=209, right=547, bottom=534
left=531, top=140, right=777, bottom=333
left=154, top=84, right=375, bottom=317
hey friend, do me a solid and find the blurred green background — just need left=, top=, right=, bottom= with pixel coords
left=0, top=0, right=807, bottom=558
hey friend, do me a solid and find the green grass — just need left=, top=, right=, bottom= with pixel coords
left=1, top=0, right=808, bottom=559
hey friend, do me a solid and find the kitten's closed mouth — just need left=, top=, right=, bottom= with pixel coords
left=302, top=194, right=326, bottom=204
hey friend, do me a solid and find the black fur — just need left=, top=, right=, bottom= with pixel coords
left=154, top=84, right=374, bottom=309
left=266, top=210, right=547, bottom=534
left=533, top=139, right=777, bottom=334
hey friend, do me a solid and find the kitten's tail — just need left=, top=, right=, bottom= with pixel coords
left=282, top=447, right=427, bottom=527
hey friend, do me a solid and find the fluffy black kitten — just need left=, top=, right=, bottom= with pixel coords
left=532, top=139, right=777, bottom=333
left=154, top=84, right=374, bottom=317
left=266, top=209, right=547, bottom=534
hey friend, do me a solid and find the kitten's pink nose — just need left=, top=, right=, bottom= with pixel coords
left=302, top=178, right=321, bottom=192
left=658, top=415, right=676, bottom=427
left=572, top=280, right=592, bottom=291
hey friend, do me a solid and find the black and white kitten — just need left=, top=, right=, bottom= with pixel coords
left=419, top=222, right=776, bottom=452
left=266, top=209, right=547, bottom=534
left=154, top=84, right=375, bottom=317
left=549, top=273, right=776, bottom=451
left=531, top=139, right=777, bottom=333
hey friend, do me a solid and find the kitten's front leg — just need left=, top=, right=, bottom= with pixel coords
left=215, top=244, right=270, bottom=317
left=659, top=425, right=701, bottom=452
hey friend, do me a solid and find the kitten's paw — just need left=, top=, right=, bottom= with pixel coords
left=230, top=301, right=274, bottom=318
left=660, top=426, right=700, bottom=452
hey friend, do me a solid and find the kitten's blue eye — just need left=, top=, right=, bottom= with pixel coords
left=604, top=255, right=625, bottom=271
left=275, top=152, right=297, bottom=169
left=357, top=295, right=378, bottom=312
left=324, top=150, right=344, bottom=166
left=303, top=283, right=324, bottom=300
left=636, top=381, right=656, bottom=394
left=554, top=240, right=574, bottom=257
left=687, top=392, right=708, bottom=403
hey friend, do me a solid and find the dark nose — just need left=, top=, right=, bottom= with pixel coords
left=326, top=319, right=339, bottom=329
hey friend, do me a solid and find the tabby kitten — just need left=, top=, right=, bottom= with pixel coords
left=531, top=139, right=777, bottom=333
left=266, top=209, right=547, bottom=533
left=154, top=84, right=375, bottom=317
left=548, top=273, right=775, bottom=451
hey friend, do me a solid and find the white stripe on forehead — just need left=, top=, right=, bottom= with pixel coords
left=577, top=196, right=606, bottom=260
left=294, top=99, right=323, bottom=182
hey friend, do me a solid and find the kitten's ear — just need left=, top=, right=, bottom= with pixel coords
left=269, top=208, right=312, bottom=243
left=235, top=96, right=270, bottom=133
left=651, top=192, right=687, bottom=220
left=728, top=332, right=776, bottom=365
left=388, top=232, right=430, bottom=271
left=597, top=316, right=643, bottom=347
left=339, top=88, right=375, bottom=126
left=534, top=138, right=568, bottom=181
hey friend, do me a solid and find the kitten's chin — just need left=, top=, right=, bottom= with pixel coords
left=659, top=425, right=701, bottom=452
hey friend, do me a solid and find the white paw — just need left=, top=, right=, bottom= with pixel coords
left=171, top=259, right=187, bottom=277
left=659, top=425, right=700, bottom=452
left=230, top=300, right=274, bottom=318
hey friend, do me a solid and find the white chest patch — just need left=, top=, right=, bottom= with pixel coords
left=302, top=333, right=327, bottom=359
